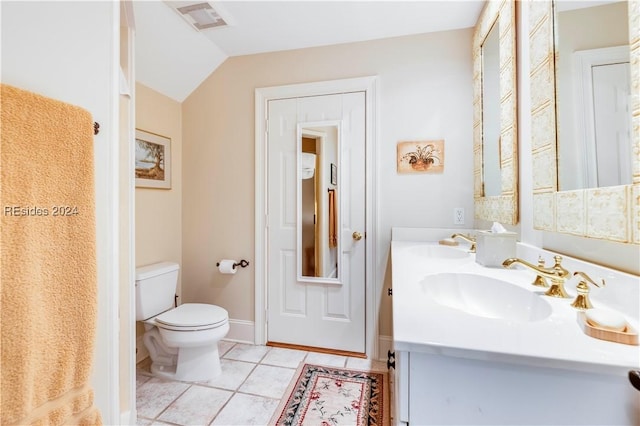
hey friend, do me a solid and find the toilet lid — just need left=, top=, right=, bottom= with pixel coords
left=155, top=303, right=228, bottom=328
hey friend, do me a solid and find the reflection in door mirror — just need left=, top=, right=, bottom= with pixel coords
left=554, top=0, right=631, bottom=190
left=482, top=20, right=501, bottom=197
left=297, top=123, right=340, bottom=283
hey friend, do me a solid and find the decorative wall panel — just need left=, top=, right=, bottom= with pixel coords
left=473, top=0, right=519, bottom=224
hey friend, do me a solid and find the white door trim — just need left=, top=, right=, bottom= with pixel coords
left=94, top=2, right=123, bottom=423
left=121, top=2, right=137, bottom=423
left=254, top=76, right=379, bottom=359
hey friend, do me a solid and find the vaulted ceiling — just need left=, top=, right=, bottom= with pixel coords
left=134, top=1, right=485, bottom=102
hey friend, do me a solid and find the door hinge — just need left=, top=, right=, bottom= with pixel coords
left=387, top=288, right=393, bottom=296
left=387, top=350, right=396, bottom=370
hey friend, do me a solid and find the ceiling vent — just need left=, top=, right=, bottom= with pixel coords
left=166, top=1, right=232, bottom=31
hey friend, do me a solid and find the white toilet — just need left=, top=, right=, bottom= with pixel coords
left=135, top=261, right=229, bottom=382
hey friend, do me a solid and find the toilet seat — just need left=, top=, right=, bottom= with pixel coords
left=154, top=303, right=228, bottom=331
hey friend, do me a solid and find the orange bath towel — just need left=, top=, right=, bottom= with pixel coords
left=1, top=84, right=102, bottom=425
left=328, top=189, right=337, bottom=248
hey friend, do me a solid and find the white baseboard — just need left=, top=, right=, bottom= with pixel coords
left=136, top=336, right=148, bottom=364
left=120, top=410, right=133, bottom=425
left=224, top=327, right=391, bottom=358
left=226, top=319, right=255, bottom=344
left=138, top=320, right=380, bottom=356
left=136, top=319, right=256, bottom=356
left=378, top=334, right=393, bottom=361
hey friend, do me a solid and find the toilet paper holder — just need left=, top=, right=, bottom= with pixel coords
left=216, top=259, right=249, bottom=269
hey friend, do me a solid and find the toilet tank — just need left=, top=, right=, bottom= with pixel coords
left=135, top=261, right=179, bottom=321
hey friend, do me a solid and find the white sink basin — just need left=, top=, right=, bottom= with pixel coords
left=420, top=273, right=552, bottom=322
left=409, top=245, right=470, bottom=260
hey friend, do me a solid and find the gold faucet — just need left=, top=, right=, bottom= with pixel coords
left=570, top=271, right=605, bottom=310
left=502, top=255, right=571, bottom=298
left=451, top=233, right=476, bottom=253
left=531, top=256, right=549, bottom=288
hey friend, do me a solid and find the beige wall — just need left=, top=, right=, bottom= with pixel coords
left=181, top=29, right=475, bottom=340
left=135, top=83, right=182, bottom=362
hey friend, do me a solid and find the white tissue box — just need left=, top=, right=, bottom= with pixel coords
left=475, top=230, right=517, bottom=267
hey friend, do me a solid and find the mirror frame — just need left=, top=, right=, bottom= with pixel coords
left=529, top=1, right=640, bottom=244
left=296, top=121, right=343, bottom=285
left=473, top=0, right=519, bottom=225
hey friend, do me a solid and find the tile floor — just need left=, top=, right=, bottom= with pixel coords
left=136, top=341, right=389, bottom=426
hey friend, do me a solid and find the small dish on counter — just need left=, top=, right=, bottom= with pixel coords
left=578, top=311, right=638, bottom=346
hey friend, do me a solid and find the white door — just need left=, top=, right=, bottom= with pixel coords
left=266, top=92, right=366, bottom=353
left=592, top=62, right=631, bottom=187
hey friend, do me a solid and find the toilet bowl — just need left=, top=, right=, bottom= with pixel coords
left=143, top=303, right=229, bottom=381
left=136, top=262, right=229, bottom=382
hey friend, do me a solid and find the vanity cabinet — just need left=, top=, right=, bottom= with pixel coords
left=394, top=349, right=638, bottom=425
left=390, top=232, right=640, bottom=425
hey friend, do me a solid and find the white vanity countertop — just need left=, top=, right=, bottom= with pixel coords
left=391, top=239, right=640, bottom=374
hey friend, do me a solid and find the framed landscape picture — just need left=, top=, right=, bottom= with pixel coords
left=135, top=129, right=171, bottom=189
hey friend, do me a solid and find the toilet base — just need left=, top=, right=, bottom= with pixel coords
left=143, top=325, right=227, bottom=382
left=151, top=343, right=222, bottom=382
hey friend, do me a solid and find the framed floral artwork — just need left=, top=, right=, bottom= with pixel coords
left=397, top=140, right=444, bottom=174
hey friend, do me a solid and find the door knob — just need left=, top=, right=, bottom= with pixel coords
left=352, top=231, right=363, bottom=241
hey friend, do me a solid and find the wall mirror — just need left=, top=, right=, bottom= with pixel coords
left=297, top=122, right=341, bottom=283
left=473, top=0, right=519, bottom=224
left=529, top=1, right=639, bottom=244
left=555, top=1, right=631, bottom=191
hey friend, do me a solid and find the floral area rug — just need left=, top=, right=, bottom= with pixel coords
left=271, top=363, right=387, bottom=426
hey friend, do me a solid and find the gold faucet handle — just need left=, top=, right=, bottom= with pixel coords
left=450, top=233, right=475, bottom=242
left=574, top=271, right=605, bottom=288
left=450, top=233, right=476, bottom=253
left=570, top=271, right=605, bottom=310
left=468, top=236, right=476, bottom=253
left=532, top=256, right=549, bottom=287
left=550, top=255, right=571, bottom=279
